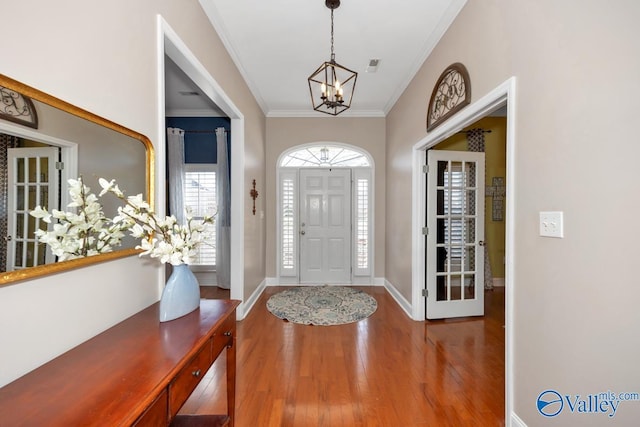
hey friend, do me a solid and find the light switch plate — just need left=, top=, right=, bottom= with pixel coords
left=539, top=211, right=564, bottom=238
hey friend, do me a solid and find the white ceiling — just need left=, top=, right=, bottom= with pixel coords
left=166, top=0, right=467, bottom=118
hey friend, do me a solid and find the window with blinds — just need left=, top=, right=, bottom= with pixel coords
left=356, top=178, right=368, bottom=269
left=184, top=166, right=216, bottom=266
left=443, top=168, right=464, bottom=264
left=281, top=177, right=295, bottom=271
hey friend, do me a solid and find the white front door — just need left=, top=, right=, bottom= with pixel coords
left=299, top=168, right=351, bottom=284
left=426, top=150, right=485, bottom=319
left=6, top=147, right=59, bottom=271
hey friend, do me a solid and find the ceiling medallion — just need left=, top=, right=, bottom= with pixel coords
left=426, top=63, right=470, bottom=132
left=308, top=0, right=358, bottom=116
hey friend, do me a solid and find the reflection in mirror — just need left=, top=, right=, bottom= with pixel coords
left=0, top=74, right=153, bottom=285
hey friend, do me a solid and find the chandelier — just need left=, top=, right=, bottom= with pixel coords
left=308, top=0, right=357, bottom=116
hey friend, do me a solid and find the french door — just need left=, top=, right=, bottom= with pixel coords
left=6, top=147, right=58, bottom=271
left=426, top=150, right=485, bottom=319
left=299, top=168, right=351, bottom=283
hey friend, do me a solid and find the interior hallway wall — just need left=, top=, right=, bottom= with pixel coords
left=385, top=0, right=640, bottom=425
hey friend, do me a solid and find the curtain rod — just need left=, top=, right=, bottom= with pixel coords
left=457, top=129, right=492, bottom=134
left=183, top=129, right=219, bottom=134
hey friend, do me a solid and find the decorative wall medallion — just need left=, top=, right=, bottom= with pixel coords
left=426, top=63, right=470, bottom=132
left=0, top=85, right=38, bottom=129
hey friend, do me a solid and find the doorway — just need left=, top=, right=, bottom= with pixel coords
left=159, top=17, right=246, bottom=316
left=277, top=143, right=374, bottom=284
left=411, top=77, right=516, bottom=422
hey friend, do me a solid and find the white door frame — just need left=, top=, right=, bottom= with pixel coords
left=411, top=77, right=516, bottom=423
left=157, top=16, right=246, bottom=317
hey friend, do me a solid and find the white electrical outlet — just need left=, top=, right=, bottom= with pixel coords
left=539, top=211, right=564, bottom=238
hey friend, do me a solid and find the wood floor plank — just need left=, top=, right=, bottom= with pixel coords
left=182, top=286, right=505, bottom=426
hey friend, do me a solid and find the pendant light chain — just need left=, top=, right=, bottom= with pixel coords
left=330, top=9, right=335, bottom=62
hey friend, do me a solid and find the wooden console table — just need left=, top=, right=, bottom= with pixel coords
left=0, top=299, right=239, bottom=426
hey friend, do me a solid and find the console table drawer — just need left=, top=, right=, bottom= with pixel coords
left=169, top=338, right=213, bottom=417
left=212, top=315, right=235, bottom=359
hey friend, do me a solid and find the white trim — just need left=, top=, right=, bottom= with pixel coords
left=198, top=0, right=268, bottom=115
left=373, top=277, right=385, bottom=286
left=510, top=413, right=527, bottom=427
left=410, top=77, right=517, bottom=425
left=267, top=110, right=386, bottom=118
left=266, top=277, right=386, bottom=286
left=158, top=15, right=246, bottom=318
left=352, top=276, right=377, bottom=285
left=383, top=279, right=413, bottom=318
left=240, top=279, right=267, bottom=319
left=382, top=0, right=468, bottom=115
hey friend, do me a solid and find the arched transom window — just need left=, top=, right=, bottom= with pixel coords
left=280, top=145, right=370, bottom=167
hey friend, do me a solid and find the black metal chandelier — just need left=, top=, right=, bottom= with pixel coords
left=308, top=0, right=357, bottom=116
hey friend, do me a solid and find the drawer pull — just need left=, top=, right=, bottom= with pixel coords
left=192, top=369, right=201, bottom=378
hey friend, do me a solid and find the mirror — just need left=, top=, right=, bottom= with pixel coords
left=0, top=73, right=154, bottom=285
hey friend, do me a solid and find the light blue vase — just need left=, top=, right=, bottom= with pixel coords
left=159, top=264, right=201, bottom=322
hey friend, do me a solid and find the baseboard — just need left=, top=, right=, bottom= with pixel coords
left=510, top=412, right=527, bottom=427
left=240, top=279, right=266, bottom=318
left=383, top=279, right=413, bottom=318
left=493, top=277, right=505, bottom=287
left=267, top=277, right=386, bottom=286
left=266, top=276, right=298, bottom=285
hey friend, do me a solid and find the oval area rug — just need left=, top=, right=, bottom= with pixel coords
left=266, top=286, right=377, bottom=326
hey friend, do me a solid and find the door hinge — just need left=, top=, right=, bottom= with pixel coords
left=422, top=165, right=429, bottom=173
left=422, top=227, right=428, bottom=235
left=55, top=161, right=64, bottom=170
left=422, top=289, right=428, bottom=297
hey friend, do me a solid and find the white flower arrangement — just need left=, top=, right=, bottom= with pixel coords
left=29, top=177, right=215, bottom=266
left=29, top=177, right=130, bottom=261
left=98, top=178, right=215, bottom=265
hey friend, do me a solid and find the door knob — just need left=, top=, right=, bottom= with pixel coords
left=300, top=230, right=306, bottom=235
left=478, top=240, right=485, bottom=246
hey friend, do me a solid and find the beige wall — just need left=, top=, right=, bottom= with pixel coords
left=266, top=117, right=386, bottom=279
left=0, top=0, right=265, bottom=386
left=387, top=0, right=640, bottom=425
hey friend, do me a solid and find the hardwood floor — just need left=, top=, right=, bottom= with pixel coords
left=182, top=286, right=505, bottom=426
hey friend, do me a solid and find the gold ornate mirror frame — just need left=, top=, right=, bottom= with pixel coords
left=0, top=74, right=154, bottom=286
